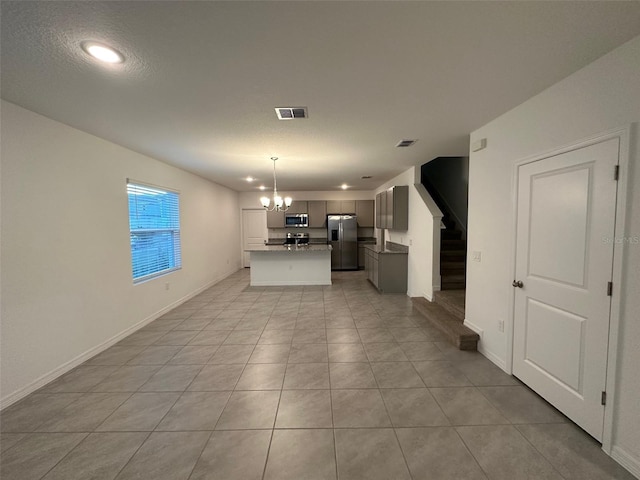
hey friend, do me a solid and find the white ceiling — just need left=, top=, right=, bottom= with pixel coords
left=2, top=1, right=640, bottom=192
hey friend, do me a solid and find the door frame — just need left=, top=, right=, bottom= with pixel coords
left=506, top=125, right=632, bottom=452
left=241, top=208, right=268, bottom=268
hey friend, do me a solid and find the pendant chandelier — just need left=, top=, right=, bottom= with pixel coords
left=260, top=157, right=292, bottom=211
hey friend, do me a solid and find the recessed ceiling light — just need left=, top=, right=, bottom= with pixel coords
left=259, top=185, right=266, bottom=191
left=81, top=41, right=124, bottom=64
left=341, top=184, right=348, bottom=190
left=246, top=176, right=254, bottom=182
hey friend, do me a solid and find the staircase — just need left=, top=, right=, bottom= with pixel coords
left=417, top=156, right=474, bottom=349
left=440, top=227, right=466, bottom=290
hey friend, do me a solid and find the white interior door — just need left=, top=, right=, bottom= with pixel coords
left=242, top=209, right=267, bottom=268
left=512, top=138, right=619, bottom=441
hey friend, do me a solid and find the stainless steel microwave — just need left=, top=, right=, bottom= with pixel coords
left=285, top=213, right=308, bottom=228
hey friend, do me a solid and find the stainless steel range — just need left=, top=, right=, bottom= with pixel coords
left=284, top=232, right=309, bottom=245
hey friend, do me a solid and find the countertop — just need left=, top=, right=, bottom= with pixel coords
left=246, top=244, right=333, bottom=253
left=265, top=239, right=328, bottom=246
left=363, top=244, right=408, bottom=255
left=265, top=238, right=376, bottom=246
left=357, top=237, right=376, bottom=245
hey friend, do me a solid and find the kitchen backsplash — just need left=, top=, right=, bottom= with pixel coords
left=268, top=226, right=374, bottom=241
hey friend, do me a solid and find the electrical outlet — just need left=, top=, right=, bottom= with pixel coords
left=409, top=239, right=413, bottom=246
left=165, top=282, right=170, bottom=291
left=497, top=320, right=504, bottom=332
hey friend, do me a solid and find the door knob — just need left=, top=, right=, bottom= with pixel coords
left=512, top=280, right=524, bottom=288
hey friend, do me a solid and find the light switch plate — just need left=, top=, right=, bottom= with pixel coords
left=472, top=251, right=482, bottom=262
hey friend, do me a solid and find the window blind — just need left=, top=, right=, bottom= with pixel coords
left=127, top=181, right=181, bottom=283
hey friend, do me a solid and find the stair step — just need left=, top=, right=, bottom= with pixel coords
left=440, top=274, right=466, bottom=283
left=441, top=229, right=462, bottom=240
left=411, top=297, right=477, bottom=351
left=441, top=262, right=466, bottom=274
left=441, top=281, right=466, bottom=290
left=441, top=250, right=466, bottom=260
left=441, top=239, right=466, bottom=248
left=434, top=290, right=466, bottom=319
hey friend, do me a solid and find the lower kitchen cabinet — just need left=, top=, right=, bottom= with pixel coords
left=358, top=244, right=366, bottom=270
left=364, top=247, right=408, bottom=294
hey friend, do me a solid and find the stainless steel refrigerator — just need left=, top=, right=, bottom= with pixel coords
left=327, top=215, right=358, bottom=270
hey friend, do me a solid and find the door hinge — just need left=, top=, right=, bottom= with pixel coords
left=601, top=391, right=607, bottom=406
left=614, top=165, right=619, bottom=181
left=607, top=282, right=613, bottom=296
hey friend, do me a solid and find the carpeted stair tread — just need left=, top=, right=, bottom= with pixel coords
left=434, top=290, right=466, bottom=319
left=411, top=297, right=478, bottom=351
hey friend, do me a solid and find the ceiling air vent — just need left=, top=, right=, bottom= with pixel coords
left=396, top=139, right=417, bottom=147
left=275, top=107, right=307, bottom=120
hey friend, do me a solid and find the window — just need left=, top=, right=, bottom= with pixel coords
left=127, top=181, right=181, bottom=283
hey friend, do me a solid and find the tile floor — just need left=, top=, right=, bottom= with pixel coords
left=0, top=270, right=633, bottom=480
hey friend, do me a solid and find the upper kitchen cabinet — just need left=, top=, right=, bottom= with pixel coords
left=266, top=209, right=285, bottom=228
left=375, top=186, right=408, bottom=230
left=355, top=200, right=374, bottom=227
left=308, top=201, right=327, bottom=228
left=287, top=201, right=308, bottom=214
left=375, top=191, right=386, bottom=228
left=327, top=200, right=356, bottom=214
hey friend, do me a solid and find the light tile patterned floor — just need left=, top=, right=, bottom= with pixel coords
left=0, top=270, right=633, bottom=480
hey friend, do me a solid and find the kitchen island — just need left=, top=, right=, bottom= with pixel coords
left=245, top=244, right=332, bottom=286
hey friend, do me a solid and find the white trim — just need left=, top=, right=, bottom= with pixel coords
left=610, top=445, right=640, bottom=479
left=506, top=125, right=632, bottom=453
left=126, top=178, right=180, bottom=194
left=0, top=267, right=240, bottom=410
left=602, top=124, right=633, bottom=452
left=240, top=207, right=268, bottom=268
left=479, top=344, right=508, bottom=372
left=466, top=317, right=509, bottom=372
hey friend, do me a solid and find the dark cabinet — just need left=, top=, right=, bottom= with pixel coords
left=327, top=200, right=356, bottom=214
left=308, top=201, right=327, bottom=228
left=364, top=247, right=408, bottom=293
left=287, top=201, right=308, bottom=214
left=266, top=209, right=284, bottom=228
left=375, top=186, right=408, bottom=230
left=356, top=200, right=374, bottom=227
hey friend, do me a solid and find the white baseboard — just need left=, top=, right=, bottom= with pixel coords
left=477, top=344, right=508, bottom=372
left=611, top=445, right=640, bottom=479
left=0, top=268, right=239, bottom=410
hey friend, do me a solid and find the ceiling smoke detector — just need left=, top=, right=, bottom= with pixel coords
left=275, top=107, right=308, bottom=120
left=396, top=139, right=417, bottom=147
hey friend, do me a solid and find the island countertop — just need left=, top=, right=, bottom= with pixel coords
left=245, top=244, right=332, bottom=253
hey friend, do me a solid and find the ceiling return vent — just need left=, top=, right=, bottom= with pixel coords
left=396, top=139, right=417, bottom=147
left=275, top=107, right=307, bottom=120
